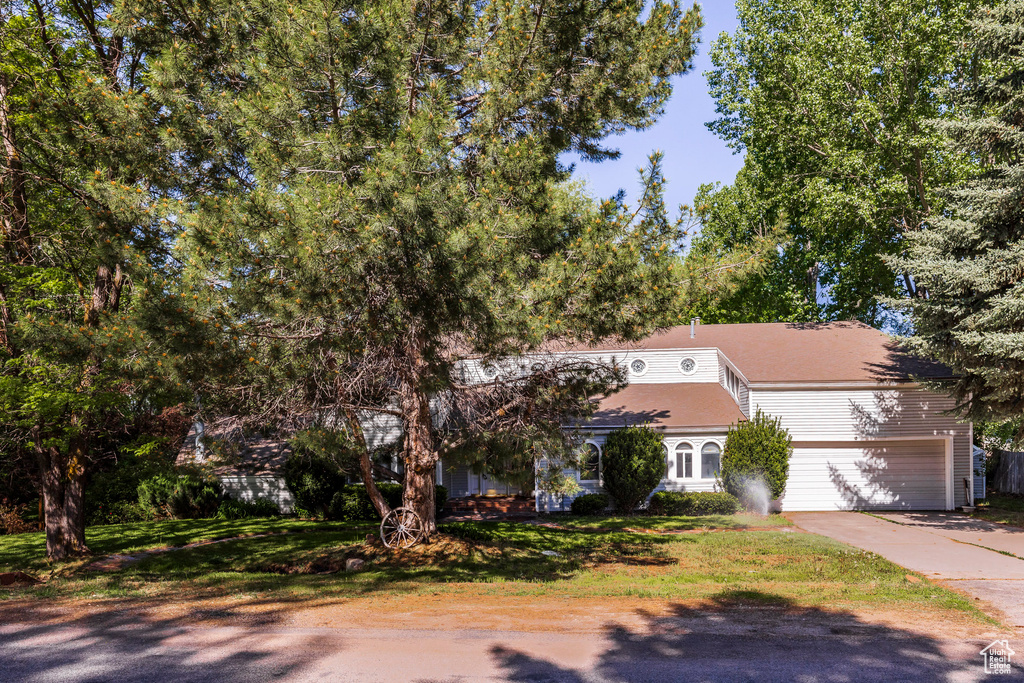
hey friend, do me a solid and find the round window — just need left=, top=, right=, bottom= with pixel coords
left=629, top=358, right=648, bottom=376
left=531, top=362, right=546, bottom=373
left=482, top=364, right=499, bottom=379
left=679, top=357, right=697, bottom=375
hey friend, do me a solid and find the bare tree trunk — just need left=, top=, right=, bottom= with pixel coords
left=345, top=406, right=392, bottom=519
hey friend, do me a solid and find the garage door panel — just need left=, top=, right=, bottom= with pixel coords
left=780, top=443, right=946, bottom=511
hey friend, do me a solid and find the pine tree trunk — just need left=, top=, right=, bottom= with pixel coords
left=399, top=344, right=437, bottom=536
left=35, top=437, right=89, bottom=561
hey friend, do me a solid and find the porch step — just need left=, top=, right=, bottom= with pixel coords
left=444, top=496, right=534, bottom=514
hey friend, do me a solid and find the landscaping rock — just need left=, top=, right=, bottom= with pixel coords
left=345, top=558, right=366, bottom=572
left=0, top=571, right=40, bottom=586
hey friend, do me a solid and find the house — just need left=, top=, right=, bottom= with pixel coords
left=181, top=321, right=972, bottom=514
left=454, top=321, right=972, bottom=512
left=176, top=420, right=298, bottom=513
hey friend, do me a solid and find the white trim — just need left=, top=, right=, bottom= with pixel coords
left=945, top=435, right=955, bottom=511
left=968, top=419, right=975, bottom=506
left=749, top=381, right=924, bottom=390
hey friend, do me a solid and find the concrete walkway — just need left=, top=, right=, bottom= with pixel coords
left=789, top=512, right=1024, bottom=629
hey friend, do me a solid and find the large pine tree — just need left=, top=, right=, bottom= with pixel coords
left=136, top=0, right=703, bottom=533
left=895, top=1, right=1024, bottom=435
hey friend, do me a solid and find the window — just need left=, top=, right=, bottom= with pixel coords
left=675, top=442, right=693, bottom=479
left=679, top=357, right=697, bottom=375
left=701, top=442, right=721, bottom=479
left=724, top=365, right=741, bottom=397
left=531, top=362, right=546, bottom=374
left=580, top=443, right=601, bottom=481
left=629, top=358, right=648, bottom=376
left=482, top=364, right=499, bottom=380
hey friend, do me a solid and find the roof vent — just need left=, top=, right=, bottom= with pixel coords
left=690, top=317, right=700, bottom=338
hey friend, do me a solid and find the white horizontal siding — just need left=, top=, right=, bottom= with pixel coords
left=781, top=443, right=947, bottom=511
left=358, top=411, right=403, bottom=449
left=751, top=388, right=971, bottom=507
left=461, top=348, right=721, bottom=384
left=218, top=475, right=296, bottom=513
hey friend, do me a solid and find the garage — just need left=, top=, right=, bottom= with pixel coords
left=780, top=440, right=951, bottom=511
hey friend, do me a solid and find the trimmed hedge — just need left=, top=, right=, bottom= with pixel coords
left=216, top=498, right=281, bottom=520
left=648, top=491, right=738, bottom=516
left=601, top=426, right=665, bottom=513
left=570, top=493, right=610, bottom=515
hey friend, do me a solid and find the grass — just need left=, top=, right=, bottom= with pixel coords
left=973, top=492, right=1024, bottom=529
left=542, top=513, right=791, bottom=531
left=0, top=518, right=355, bottom=573
left=0, top=515, right=987, bottom=622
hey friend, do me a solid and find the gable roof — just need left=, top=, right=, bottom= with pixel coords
left=578, top=322, right=951, bottom=384
left=176, top=421, right=292, bottom=476
left=588, top=383, right=745, bottom=430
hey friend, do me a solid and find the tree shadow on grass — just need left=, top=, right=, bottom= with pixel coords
left=477, top=590, right=990, bottom=683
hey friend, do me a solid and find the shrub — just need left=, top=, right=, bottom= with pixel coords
left=721, top=409, right=793, bottom=503
left=282, top=451, right=348, bottom=519
left=217, top=498, right=281, bottom=520
left=138, top=473, right=223, bottom=519
left=328, top=483, right=449, bottom=521
left=570, top=493, right=609, bottom=515
left=648, top=491, right=738, bottom=516
left=86, top=437, right=177, bottom=525
left=92, top=501, right=151, bottom=525
left=600, top=426, right=665, bottom=513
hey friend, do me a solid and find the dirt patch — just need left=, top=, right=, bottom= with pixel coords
left=0, top=591, right=1006, bottom=641
left=0, top=571, right=40, bottom=586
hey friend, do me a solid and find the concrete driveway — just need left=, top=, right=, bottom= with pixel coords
left=788, top=512, right=1024, bottom=629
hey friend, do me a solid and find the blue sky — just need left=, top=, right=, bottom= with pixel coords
left=565, top=2, right=745, bottom=217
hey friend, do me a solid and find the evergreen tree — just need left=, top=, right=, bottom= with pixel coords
left=135, top=0, right=703, bottom=533
left=0, top=3, right=213, bottom=559
left=895, top=1, right=1024, bottom=437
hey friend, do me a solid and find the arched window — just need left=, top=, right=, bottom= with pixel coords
left=580, top=443, right=601, bottom=481
left=701, top=442, right=721, bottom=479
left=675, top=442, right=693, bottom=479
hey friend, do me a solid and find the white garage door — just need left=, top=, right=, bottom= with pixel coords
left=780, top=441, right=948, bottom=511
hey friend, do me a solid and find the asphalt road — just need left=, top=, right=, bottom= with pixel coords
left=1, top=617, right=1018, bottom=682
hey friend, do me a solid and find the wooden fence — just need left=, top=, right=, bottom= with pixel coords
left=992, top=451, right=1024, bottom=496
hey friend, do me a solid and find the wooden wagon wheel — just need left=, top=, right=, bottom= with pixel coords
left=380, top=507, right=424, bottom=548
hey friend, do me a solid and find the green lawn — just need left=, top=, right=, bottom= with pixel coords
left=973, top=492, right=1024, bottom=529
left=0, top=516, right=987, bottom=621
left=0, top=518, right=354, bottom=573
